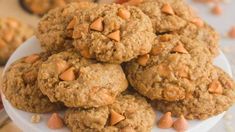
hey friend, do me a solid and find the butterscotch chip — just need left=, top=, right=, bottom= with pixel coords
left=155, top=65, right=235, bottom=120
left=228, top=26, right=235, bottom=39
left=90, top=17, right=104, bottom=31
left=137, top=54, right=149, bottom=66
left=161, top=3, right=174, bottom=15
left=173, top=115, right=188, bottom=131
left=118, top=9, right=131, bottom=19
left=157, top=112, right=173, bottom=129
left=151, top=46, right=162, bottom=55
left=2, top=53, right=63, bottom=113
left=73, top=4, right=154, bottom=63
left=47, top=113, right=64, bottom=129
left=107, top=30, right=121, bottom=42
left=208, top=80, right=223, bottom=94
left=211, top=5, right=222, bottom=15
left=64, top=93, right=155, bottom=132
left=172, top=43, right=188, bottom=54
left=67, top=17, right=77, bottom=29
left=24, top=54, right=40, bottom=63
left=56, top=60, right=69, bottom=73
left=38, top=51, right=128, bottom=108
left=0, top=17, right=33, bottom=65
left=110, top=109, right=125, bottom=125
left=59, top=67, right=75, bottom=81
left=191, top=18, right=204, bottom=27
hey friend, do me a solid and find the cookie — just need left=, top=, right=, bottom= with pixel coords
left=20, top=0, right=96, bottom=16
left=72, top=3, right=155, bottom=63
left=125, top=34, right=213, bottom=101
left=155, top=65, right=235, bottom=120
left=119, top=0, right=219, bottom=57
left=0, top=17, right=34, bottom=65
left=38, top=51, right=128, bottom=108
left=64, top=93, right=155, bottom=132
left=36, top=2, right=97, bottom=53
left=2, top=53, right=63, bottom=113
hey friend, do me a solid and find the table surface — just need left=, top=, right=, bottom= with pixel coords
left=0, top=0, right=235, bottom=132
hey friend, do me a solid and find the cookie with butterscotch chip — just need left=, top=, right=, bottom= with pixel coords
left=2, top=53, right=63, bottom=113
left=155, top=65, right=235, bottom=120
left=38, top=51, right=128, bottom=108
left=0, top=17, right=33, bottom=65
left=64, top=92, right=155, bottom=132
left=125, top=34, right=213, bottom=101
left=72, top=3, right=155, bottom=63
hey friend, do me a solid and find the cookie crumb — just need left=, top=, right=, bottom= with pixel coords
left=31, top=114, right=41, bottom=123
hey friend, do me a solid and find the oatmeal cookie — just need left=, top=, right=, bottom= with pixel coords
left=38, top=51, right=128, bottom=108
left=20, top=0, right=96, bottom=16
left=125, top=34, right=213, bottom=101
left=155, top=65, right=235, bottom=120
left=64, top=93, right=155, bottom=132
left=2, top=53, right=63, bottom=113
left=36, top=2, right=97, bottom=52
left=0, top=17, right=34, bottom=65
left=72, top=3, right=155, bottom=63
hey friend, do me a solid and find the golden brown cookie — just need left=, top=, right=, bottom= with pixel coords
left=155, top=65, right=235, bottom=120
left=38, top=51, right=128, bottom=108
left=64, top=92, right=155, bottom=132
left=72, top=3, right=155, bottom=63
left=0, top=17, right=33, bottom=65
left=2, top=53, right=63, bottom=113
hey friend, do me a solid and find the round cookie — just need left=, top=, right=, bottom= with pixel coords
left=0, top=17, right=34, bottom=65
left=64, top=93, right=155, bottom=132
left=20, top=0, right=96, bottom=16
left=125, top=34, right=213, bottom=101
left=2, top=53, right=63, bottom=113
left=36, top=2, right=97, bottom=53
left=155, top=64, right=235, bottom=120
left=38, top=51, right=128, bottom=108
left=72, top=3, right=155, bottom=63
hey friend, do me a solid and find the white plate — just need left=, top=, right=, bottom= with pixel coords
left=1, top=37, right=233, bottom=132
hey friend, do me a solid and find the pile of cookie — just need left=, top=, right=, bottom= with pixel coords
left=2, top=0, right=235, bottom=131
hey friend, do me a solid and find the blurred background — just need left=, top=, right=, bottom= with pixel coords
left=0, top=0, right=235, bottom=131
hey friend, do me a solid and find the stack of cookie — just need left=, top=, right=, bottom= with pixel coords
left=2, top=0, right=235, bottom=132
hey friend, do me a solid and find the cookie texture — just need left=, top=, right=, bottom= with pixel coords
left=2, top=53, right=63, bottom=113
left=73, top=3, right=155, bottom=63
left=155, top=65, right=235, bottom=120
left=64, top=93, right=155, bottom=132
left=36, top=2, right=97, bottom=52
left=0, top=17, right=33, bottom=65
left=135, top=0, right=195, bottom=33
left=38, top=51, right=128, bottom=108
left=125, top=34, right=213, bottom=101
left=21, top=0, right=96, bottom=16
